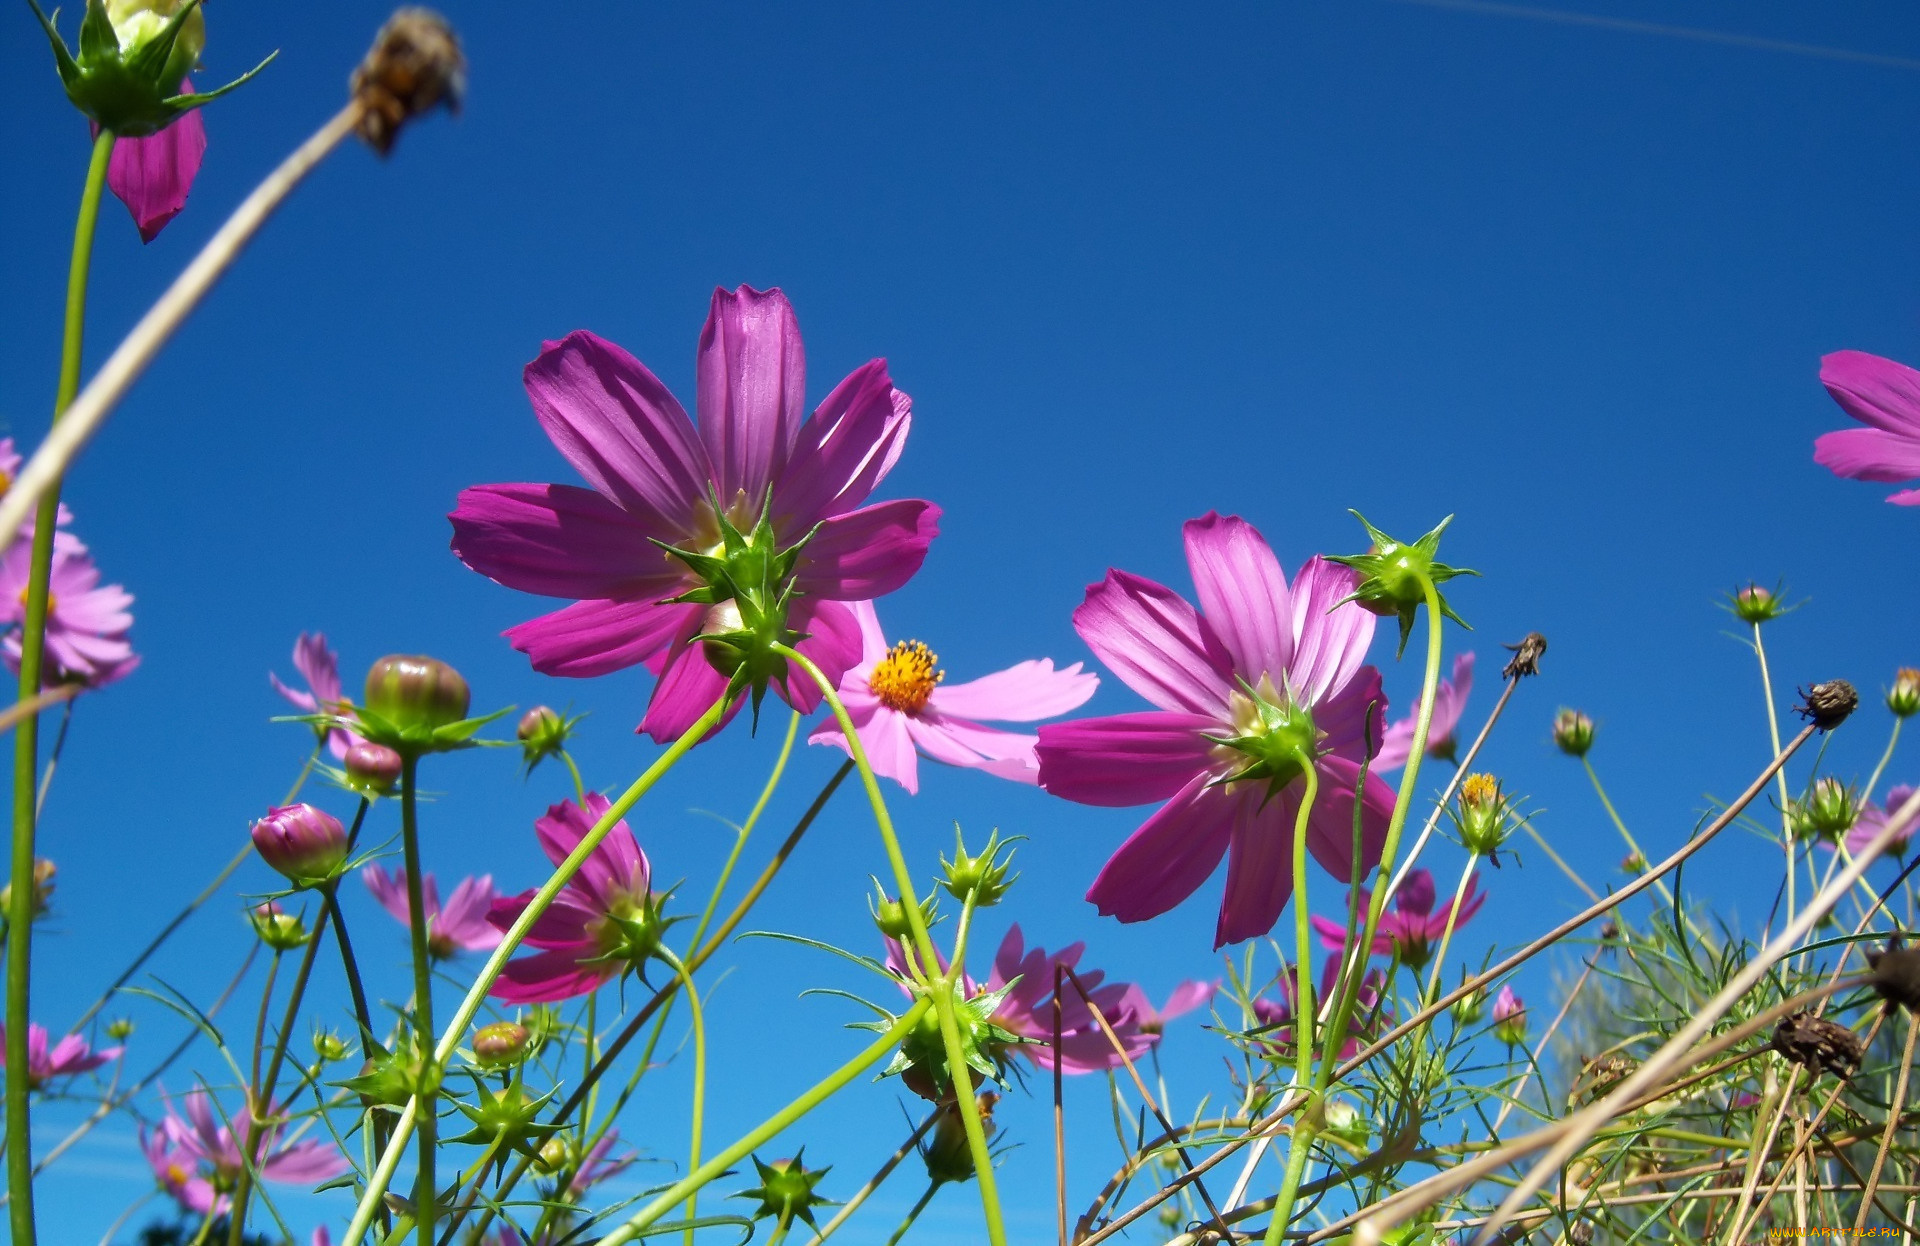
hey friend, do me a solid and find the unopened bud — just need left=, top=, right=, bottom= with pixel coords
left=940, top=827, right=1018, bottom=908
left=344, top=741, right=403, bottom=796
left=1730, top=582, right=1788, bottom=625
left=1552, top=709, right=1595, bottom=757
left=1889, top=668, right=1920, bottom=720
left=1793, top=777, right=1858, bottom=842
left=471, top=1021, right=532, bottom=1069
left=1796, top=680, right=1859, bottom=733
left=313, top=1028, right=352, bottom=1063
left=0, top=858, right=57, bottom=923
left=251, top=803, right=348, bottom=887
left=250, top=902, right=308, bottom=951
left=1491, top=986, right=1527, bottom=1046
left=351, top=8, right=465, bottom=157
left=1620, top=851, right=1647, bottom=875
left=364, top=655, right=470, bottom=735
left=923, top=1092, right=997, bottom=1184
left=869, top=877, right=936, bottom=940
left=1455, top=773, right=1512, bottom=856
left=516, top=706, right=576, bottom=775
left=106, top=1017, right=135, bottom=1042
left=1452, top=986, right=1486, bottom=1026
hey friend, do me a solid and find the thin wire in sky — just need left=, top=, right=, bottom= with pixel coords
left=1389, top=0, right=1920, bottom=73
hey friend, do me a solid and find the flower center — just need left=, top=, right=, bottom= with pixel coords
left=15, top=587, right=55, bottom=614
left=869, top=641, right=943, bottom=714
left=165, top=1162, right=189, bottom=1186
left=1211, top=676, right=1321, bottom=794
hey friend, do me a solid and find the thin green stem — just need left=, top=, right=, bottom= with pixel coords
left=399, top=753, right=438, bottom=1241
left=561, top=750, right=586, bottom=807
left=1753, top=622, right=1796, bottom=922
left=885, top=1181, right=942, bottom=1246
left=776, top=645, right=1007, bottom=1246
left=1868, top=719, right=1904, bottom=803
left=7, top=127, right=115, bottom=1246
left=1581, top=756, right=1675, bottom=908
left=1263, top=762, right=1323, bottom=1246
left=600, top=1001, right=931, bottom=1244
left=690, top=709, right=798, bottom=953
left=660, top=949, right=706, bottom=1246
left=1423, top=853, right=1481, bottom=1006
left=341, top=686, right=737, bottom=1245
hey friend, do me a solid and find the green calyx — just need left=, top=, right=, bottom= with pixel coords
left=1327, top=511, right=1477, bottom=658
left=735, top=1149, right=836, bottom=1230
left=869, top=876, right=939, bottom=940
left=583, top=888, right=683, bottom=986
left=657, top=487, right=820, bottom=722
left=939, top=827, right=1020, bottom=908
left=873, top=983, right=1024, bottom=1101
left=1206, top=676, right=1322, bottom=798
left=28, top=0, right=274, bottom=136
left=339, top=1043, right=440, bottom=1108
left=446, top=1073, right=561, bottom=1180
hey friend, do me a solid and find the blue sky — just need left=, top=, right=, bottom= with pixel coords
left=2, top=1, right=1918, bottom=1240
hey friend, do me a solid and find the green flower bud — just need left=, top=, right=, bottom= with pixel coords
left=313, top=1028, right=352, bottom=1064
left=0, top=858, right=57, bottom=928
left=1321, top=1097, right=1370, bottom=1149
left=1158, top=1205, right=1182, bottom=1229
left=517, top=705, right=579, bottom=775
left=106, top=1017, right=135, bottom=1042
left=471, top=1021, right=533, bottom=1070
left=921, top=1092, right=997, bottom=1184
left=1888, top=668, right=1920, bottom=720
left=27, top=0, right=271, bottom=137
left=1325, top=512, right=1478, bottom=658
left=249, top=902, right=307, bottom=951
left=1792, top=777, right=1858, bottom=842
left=1452, top=986, right=1486, bottom=1026
left=365, top=655, right=470, bottom=734
left=446, top=1076, right=559, bottom=1163
left=1454, top=773, right=1514, bottom=857
left=1620, top=851, right=1647, bottom=875
left=940, top=827, right=1019, bottom=908
left=868, top=877, right=937, bottom=941
left=1728, top=582, right=1792, bottom=625
left=1552, top=709, right=1595, bottom=758
left=343, top=741, right=403, bottom=796
left=736, top=1150, right=836, bottom=1231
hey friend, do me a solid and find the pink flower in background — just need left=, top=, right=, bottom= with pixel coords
left=1118, top=980, right=1216, bottom=1042
left=362, top=865, right=503, bottom=959
left=487, top=795, right=655, bottom=1003
left=0, top=533, right=137, bottom=688
left=1815, top=350, right=1920, bottom=505
left=147, top=1086, right=347, bottom=1215
left=1251, top=959, right=1388, bottom=1061
left=271, top=632, right=365, bottom=759
left=1309, top=868, right=1485, bottom=970
left=808, top=601, right=1097, bottom=793
left=1847, top=785, right=1919, bottom=856
left=0, top=1023, right=120, bottom=1089
left=101, top=81, right=207, bottom=243
left=1037, top=512, right=1395, bottom=948
left=1491, top=985, right=1528, bottom=1044
left=1375, top=652, right=1474, bottom=770
left=449, top=286, right=940, bottom=743
left=566, top=1131, right=638, bottom=1198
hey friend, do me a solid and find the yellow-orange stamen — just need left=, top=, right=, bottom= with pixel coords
left=1459, top=772, right=1501, bottom=807
left=16, top=587, right=55, bottom=614
left=869, top=640, right=943, bottom=714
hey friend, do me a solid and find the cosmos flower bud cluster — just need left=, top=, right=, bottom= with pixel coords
left=27, top=0, right=270, bottom=136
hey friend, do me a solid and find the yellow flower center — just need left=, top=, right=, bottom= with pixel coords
left=15, top=587, right=54, bottom=614
left=165, top=1162, right=189, bottom=1186
left=1899, top=667, right=1920, bottom=687
left=869, top=640, right=943, bottom=714
left=1459, top=772, right=1501, bottom=807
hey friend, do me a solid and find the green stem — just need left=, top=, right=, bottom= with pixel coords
left=340, top=685, right=738, bottom=1245
left=1753, top=622, right=1796, bottom=923
left=399, top=754, right=438, bottom=1241
left=1422, top=853, right=1481, bottom=1007
left=885, top=1180, right=942, bottom=1246
left=600, top=1001, right=931, bottom=1244
left=561, top=750, right=586, bottom=807
left=1581, top=757, right=1675, bottom=908
left=690, top=709, right=799, bottom=953
left=660, top=949, right=706, bottom=1246
left=1262, top=761, right=1322, bottom=1246
left=7, top=127, right=115, bottom=1246
left=775, top=645, right=1008, bottom=1246
left=1867, top=719, right=1904, bottom=803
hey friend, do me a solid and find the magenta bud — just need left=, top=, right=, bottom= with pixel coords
left=251, top=804, right=348, bottom=888
left=517, top=706, right=561, bottom=743
left=364, top=655, right=470, bottom=735
left=471, top=1021, right=532, bottom=1069
left=344, top=742, right=404, bottom=795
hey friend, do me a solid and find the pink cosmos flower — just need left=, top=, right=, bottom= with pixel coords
left=486, top=795, right=654, bottom=1003
left=1117, top=980, right=1216, bottom=1042
left=1250, top=959, right=1388, bottom=1062
left=1037, top=513, right=1395, bottom=948
left=449, top=286, right=940, bottom=743
left=1491, top=984, right=1527, bottom=1044
left=0, top=1023, right=120, bottom=1089
left=808, top=601, right=1097, bottom=793
left=362, top=865, right=503, bottom=959
left=271, top=632, right=365, bottom=759
left=1815, top=350, right=1920, bottom=505
left=101, top=81, right=207, bottom=243
left=1308, top=868, right=1485, bottom=970
left=1847, top=785, right=1919, bottom=856
left=0, top=531, right=137, bottom=688
left=144, top=1086, right=348, bottom=1216
left=1374, top=652, right=1474, bottom=770
left=566, top=1131, right=638, bottom=1198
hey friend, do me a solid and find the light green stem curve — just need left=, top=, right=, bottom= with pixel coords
left=660, top=948, right=706, bottom=1246
left=7, top=127, right=115, bottom=1246
left=1752, top=622, right=1795, bottom=922
left=775, top=644, right=1008, bottom=1246
left=601, top=1001, right=931, bottom=1244
left=338, top=685, right=738, bottom=1245
left=1867, top=718, right=1903, bottom=803
left=1263, top=761, right=1323, bottom=1246
left=1422, top=853, right=1480, bottom=1007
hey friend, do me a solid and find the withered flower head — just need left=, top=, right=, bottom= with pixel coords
left=1770, top=1011, right=1865, bottom=1081
left=352, top=8, right=465, bottom=156
left=1866, top=938, right=1920, bottom=1013
left=1795, top=680, right=1859, bottom=733
left=1501, top=632, right=1547, bottom=680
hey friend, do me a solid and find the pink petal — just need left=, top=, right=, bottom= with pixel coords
left=1073, top=570, right=1235, bottom=717
left=906, top=714, right=1037, bottom=783
left=776, top=360, right=911, bottom=528
left=639, top=643, right=742, bottom=745
left=1395, top=870, right=1436, bottom=919
left=268, top=673, right=318, bottom=714
left=855, top=704, right=922, bottom=793
left=1821, top=350, right=1920, bottom=436
left=1303, top=755, right=1393, bottom=885
left=259, top=1140, right=349, bottom=1184
left=792, top=499, right=941, bottom=600
left=1159, top=980, right=1216, bottom=1020
left=522, top=331, right=710, bottom=532
left=291, top=633, right=341, bottom=704
left=1216, top=788, right=1298, bottom=946
left=1287, top=557, right=1377, bottom=705
left=491, top=948, right=611, bottom=1004
left=107, top=93, right=206, bottom=243
left=1813, top=427, right=1920, bottom=483
left=1309, top=912, right=1355, bottom=951
left=506, top=598, right=698, bottom=678
left=1315, top=666, right=1387, bottom=764
left=437, top=876, right=505, bottom=950
left=777, top=598, right=866, bottom=713
left=533, top=794, right=649, bottom=907
left=1085, top=775, right=1241, bottom=924
left=360, top=865, right=415, bottom=927
left=928, top=659, right=1098, bottom=723
left=449, top=483, right=686, bottom=599
left=1037, top=712, right=1217, bottom=807
left=697, top=286, right=805, bottom=503
left=1182, top=512, right=1294, bottom=684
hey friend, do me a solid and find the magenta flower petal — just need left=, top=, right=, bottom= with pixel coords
left=776, top=360, right=910, bottom=527
left=258, top=1140, right=350, bottom=1184
left=1286, top=556, right=1375, bottom=705
left=1375, top=652, right=1474, bottom=770
left=1822, top=350, right=1920, bottom=435
left=1217, top=790, right=1298, bottom=947
left=531, top=795, right=649, bottom=910
left=522, top=331, right=711, bottom=530
left=1037, top=712, right=1218, bottom=806
left=697, top=286, right=805, bottom=503
left=1304, top=756, right=1394, bottom=881
left=361, top=865, right=413, bottom=926
left=1814, top=427, right=1920, bottom=483
left=1396, top=869, right=1437, bottom=919
left=638, top=644, right=744, bottom=744
left=906, top=715, right=1039, bottom=782
left=1315, top=666, right=1387, bottom=763
left=776, top=598, right=866, bottom=712
left=853, top=700, right=922, bottom=793
left=493, top=946, right=612, bottom=1004
left=792, top=499, right=942, bottom=599
left=449, top=483, right=686, bottom=599
left=507, top=598, right=699, bottom=678
left=930, top=659, right=1098, bottom=722
left=1085, top=775, right=1242, bottom=923
left=1182, top=512, right=1294, bottom=683
left=1073, top=570, right=1236, bottom=717
left=106, top=85, right=205, bottom=243
left=1159, top=981, right=1215, bottom=1020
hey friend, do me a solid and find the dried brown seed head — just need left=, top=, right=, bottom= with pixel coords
left=1770, top=1011, right=1865, bottom=1081
left=351, top=8, right=465, bottom=157
left=1794, top=679, right=1859, bottom=732
left=1867, top=940, right=1920, bottom=1012
left=1501, top=632, right=1547, bottom=680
